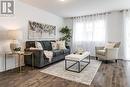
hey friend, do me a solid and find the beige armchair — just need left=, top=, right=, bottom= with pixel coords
left=95, top=42, right=120, bottom=62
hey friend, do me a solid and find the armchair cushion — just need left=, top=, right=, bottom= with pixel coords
left=108, top=42, right=120, bottom=48
left=104, top=43, right=115, bottom=49
left=95, top=46, right=104, bottom=50
left=96, top=50, right=106, bottom=56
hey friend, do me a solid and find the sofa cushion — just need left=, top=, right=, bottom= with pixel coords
left=35, top=41, right=43, bottom=50
left=53, top=49, right=64, bottom=57
left=51, top=42, right=58, bottom=50
left=26, top=41, right=35, bottom=48
left=96, top=50, right=106, bottom=56
left=42, top=41, right=52, bottom=51
left=57, top=40, right=66, bottom=49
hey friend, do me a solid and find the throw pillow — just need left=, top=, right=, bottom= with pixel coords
left=51, top=42, right=58, bottom=50
left=57, top=40, right=66, bottom=49
left=35, top=42, right=43, bottom=50
left=104, top=43, right=115, bottom=49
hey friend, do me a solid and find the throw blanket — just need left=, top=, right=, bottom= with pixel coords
left=44, top=50, right=53, bottom=62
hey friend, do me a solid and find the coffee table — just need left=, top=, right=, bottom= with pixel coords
left=65, top=51, right=90, bottom=73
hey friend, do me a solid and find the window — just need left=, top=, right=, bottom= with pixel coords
left=74, top=19, right=106, bottom=42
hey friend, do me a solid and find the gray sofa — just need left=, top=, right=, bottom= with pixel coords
left=24, top=40, right=70, bottom=68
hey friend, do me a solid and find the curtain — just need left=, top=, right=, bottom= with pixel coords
left=123, top=10, right=130, bottom=60
left=72, top=14, right=108, bottom=56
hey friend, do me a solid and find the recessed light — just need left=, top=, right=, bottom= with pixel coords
left=60, top=0, right=64, bottom=1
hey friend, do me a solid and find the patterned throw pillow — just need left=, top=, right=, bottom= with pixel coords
left=35, top=42, right=43, bottom=50
left=57, top=40, right=66, bottom=49
left=51, top=42, right=58, bottom=50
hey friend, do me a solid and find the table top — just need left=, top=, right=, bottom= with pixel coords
left=65, top=51, right=90, bottom=61
left=5, top=51, right=32, bottom=55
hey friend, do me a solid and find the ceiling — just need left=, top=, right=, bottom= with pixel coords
left=21, top=0, right=130, bottom=17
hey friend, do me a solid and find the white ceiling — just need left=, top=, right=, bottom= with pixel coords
left=21, top=0, right=130, bottom=17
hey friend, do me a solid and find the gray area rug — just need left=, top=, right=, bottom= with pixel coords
left=40, top=60, right=101, bottom=85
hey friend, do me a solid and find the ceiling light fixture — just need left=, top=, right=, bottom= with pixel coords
left=60, top=0, right=64, bottom=1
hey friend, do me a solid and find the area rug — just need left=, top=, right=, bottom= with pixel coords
left=40, top=60, right=101, bottom=85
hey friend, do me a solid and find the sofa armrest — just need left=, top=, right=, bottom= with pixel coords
left=24, top=48, right=30, bottom=51
left=106, top=48, right=119, bottom=59
left=24, top=49, right=46, bottom=66
left=66, top=46, right=71, bottom=53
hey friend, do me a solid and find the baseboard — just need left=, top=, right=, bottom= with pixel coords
left=119, top=59, right=130, bottom=62
left=90, top=56, right=130, bottom=62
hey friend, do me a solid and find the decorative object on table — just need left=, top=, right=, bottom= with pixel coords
left=7, top=30, right=22, bottom=53
left=75, top=48, right=84, bottom=55
left=60, top=26, right=71, bottom=46
left=28, top=21, right=56, bottom=39
left=13, top=47, right=21, bottom=53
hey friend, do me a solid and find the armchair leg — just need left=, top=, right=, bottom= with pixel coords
left=115, top=59, right=117, bottom=63
left=96, top=57, right=98, bottom=60
left=106, top=61, right=108, bottom=64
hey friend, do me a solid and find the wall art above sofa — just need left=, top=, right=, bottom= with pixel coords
left=28, top=21, right=56, bottom=40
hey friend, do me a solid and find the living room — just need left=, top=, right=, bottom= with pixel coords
left=0, top=0, right=130, bottom=87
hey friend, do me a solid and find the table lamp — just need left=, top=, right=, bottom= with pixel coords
left=7, top=30, right=22, bottom=53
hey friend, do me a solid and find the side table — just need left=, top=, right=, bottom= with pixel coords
left=5, top=52, right=33, bottom=73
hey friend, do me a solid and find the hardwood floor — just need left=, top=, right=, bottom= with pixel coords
left=0, top=60, right=129, bottom=87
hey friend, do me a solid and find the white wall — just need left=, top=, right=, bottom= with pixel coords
left=0, top=0, right=64, bottom=72
left=107, top=11, right=123, bottom=42
left=64, top=18, right=73, bottom=29
left=63, top=18, right=73, bottom=47
left=64, top=11, right=124, bottom=59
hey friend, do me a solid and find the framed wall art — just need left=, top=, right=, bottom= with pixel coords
left=28, top=21, right=56, bottom=40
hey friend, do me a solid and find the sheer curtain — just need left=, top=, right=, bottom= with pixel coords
left=72, top=14, right=108, bottom=56
left=123, top=10, right=130, bottom=60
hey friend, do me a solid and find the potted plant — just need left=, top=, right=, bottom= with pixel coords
left=60, top=26, right=71, bottom=46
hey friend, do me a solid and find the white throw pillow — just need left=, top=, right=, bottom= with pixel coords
left=51, top=42, right=58, bottom=50
left=57, top=41, right=66, bottom=49
left=104, top=43, right=115, bottom=49
left=35, top=42, right=43, bottom=50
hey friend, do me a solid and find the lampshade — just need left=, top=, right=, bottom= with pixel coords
left=7, top=30, right=22, bottom=40
left=7, top=30, right=22, bottom=53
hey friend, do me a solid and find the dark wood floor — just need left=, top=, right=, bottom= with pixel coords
left=0, top=60, right=130, bottom=87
